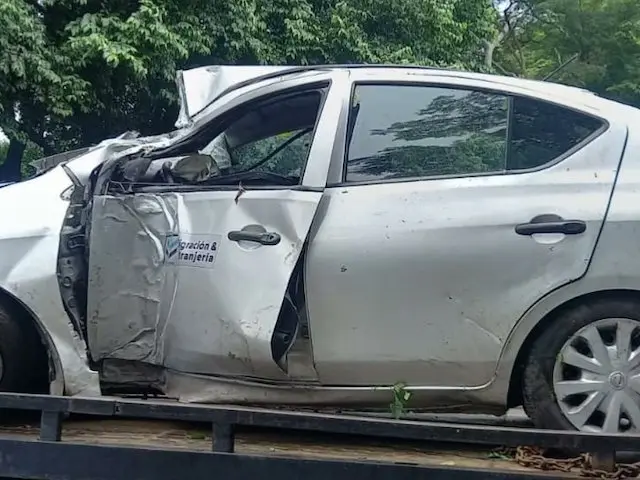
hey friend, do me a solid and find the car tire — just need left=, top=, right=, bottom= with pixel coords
left=522, top=297, right=640, bottom=432
left=0, top=302, right=47, bottom=393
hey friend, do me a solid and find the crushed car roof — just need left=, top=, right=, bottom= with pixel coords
left=175, top=65, right=290, bottom=128
left=174, top=64, right=606, bottom=128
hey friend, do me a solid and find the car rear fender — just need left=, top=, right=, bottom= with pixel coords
left=486, top=104, right=637, bottom=406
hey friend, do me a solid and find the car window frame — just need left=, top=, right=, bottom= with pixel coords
left=106, top=79, right=335, bottom=196
left=334, top=80, right=610, bottom=187
left=181, top=84, right=331, bottom=191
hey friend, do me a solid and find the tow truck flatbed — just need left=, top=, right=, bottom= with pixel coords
left=0, top=393, right=635, bottom=479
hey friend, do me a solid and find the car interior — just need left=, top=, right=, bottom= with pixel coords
left=107, top=89, right=325, bottom=192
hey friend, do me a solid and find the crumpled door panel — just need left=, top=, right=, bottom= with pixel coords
left=87, top=188, right=322, bottom=383
left=87, top=194, right=179, bottom=363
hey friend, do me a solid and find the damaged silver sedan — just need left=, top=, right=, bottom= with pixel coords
left=2, top=65, right=640, bottom=434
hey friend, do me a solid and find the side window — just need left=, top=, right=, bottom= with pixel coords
left=345, top=85, right=509, bottom=183
left=231, top=129, right=314, bottom=178
left=508, top=97, right=604, bottom=171
left=198, top=90, right=324, bottom=185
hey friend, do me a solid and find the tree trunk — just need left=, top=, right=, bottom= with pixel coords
left=0, top=138, right=26, bottom=183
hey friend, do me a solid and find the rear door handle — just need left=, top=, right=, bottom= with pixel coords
left=515, top=214, right=586, bottom=236
left=228, top=230, right=281, bottom=246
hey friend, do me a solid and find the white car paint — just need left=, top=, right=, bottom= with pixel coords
left=1, top=67, right=639, bottom=434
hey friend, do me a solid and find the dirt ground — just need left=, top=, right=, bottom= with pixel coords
left=0, top=415, right=569, bottom=476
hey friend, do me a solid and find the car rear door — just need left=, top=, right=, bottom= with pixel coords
left=305, top=74, right=628, bottom=388
left=86, top=71, right=349, bottom=381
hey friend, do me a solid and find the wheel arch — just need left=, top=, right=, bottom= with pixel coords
left=0, top=286, right=65, bottom=395
left=504, top=287, right=640, bottom=409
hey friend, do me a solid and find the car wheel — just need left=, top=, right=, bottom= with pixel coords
left=522, top=297, right=640, bottom=433
left=0, top=302, right=47, bottom=393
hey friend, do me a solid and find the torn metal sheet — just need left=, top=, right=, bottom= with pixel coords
left=65, top=130, right=184, bottom=186
left=29, top=131, right=145, bottom=181
left=87, top=193, right=179, bottom=364
left=175, top=65, right=289, bottom=128
left=28, top=146, right=91, bottom=176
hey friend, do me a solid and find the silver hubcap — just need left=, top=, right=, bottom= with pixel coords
left=553, top=318, right=640, bottom=432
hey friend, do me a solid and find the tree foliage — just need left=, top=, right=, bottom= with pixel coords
left=0, top=0, right=498, bottom=159
left=3, top=0, right=640, bottom=179
left=494, top=0, right=640, bottom=107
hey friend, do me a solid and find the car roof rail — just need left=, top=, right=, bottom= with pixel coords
left=208, top=63, right=450, bottom=112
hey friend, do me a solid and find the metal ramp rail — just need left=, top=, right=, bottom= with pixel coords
left=0, top=393, right=635, bottom=479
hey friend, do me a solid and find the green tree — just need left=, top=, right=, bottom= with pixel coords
left=0, top=0, right=498, bottom=162
left=1, top=0, right=214, bottom=157
left=494, top=0, right=640, bottom=107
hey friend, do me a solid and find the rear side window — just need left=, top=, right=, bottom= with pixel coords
left=508, top=97, right=604, bottom=171
left=345, top=85, right=509, bottom=183
left=344, top=84, right=605, bottom=183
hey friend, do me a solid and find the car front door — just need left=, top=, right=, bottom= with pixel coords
left=86, top=72, right=349, bottom=381
left=305, top=77, right=628, bottom=388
